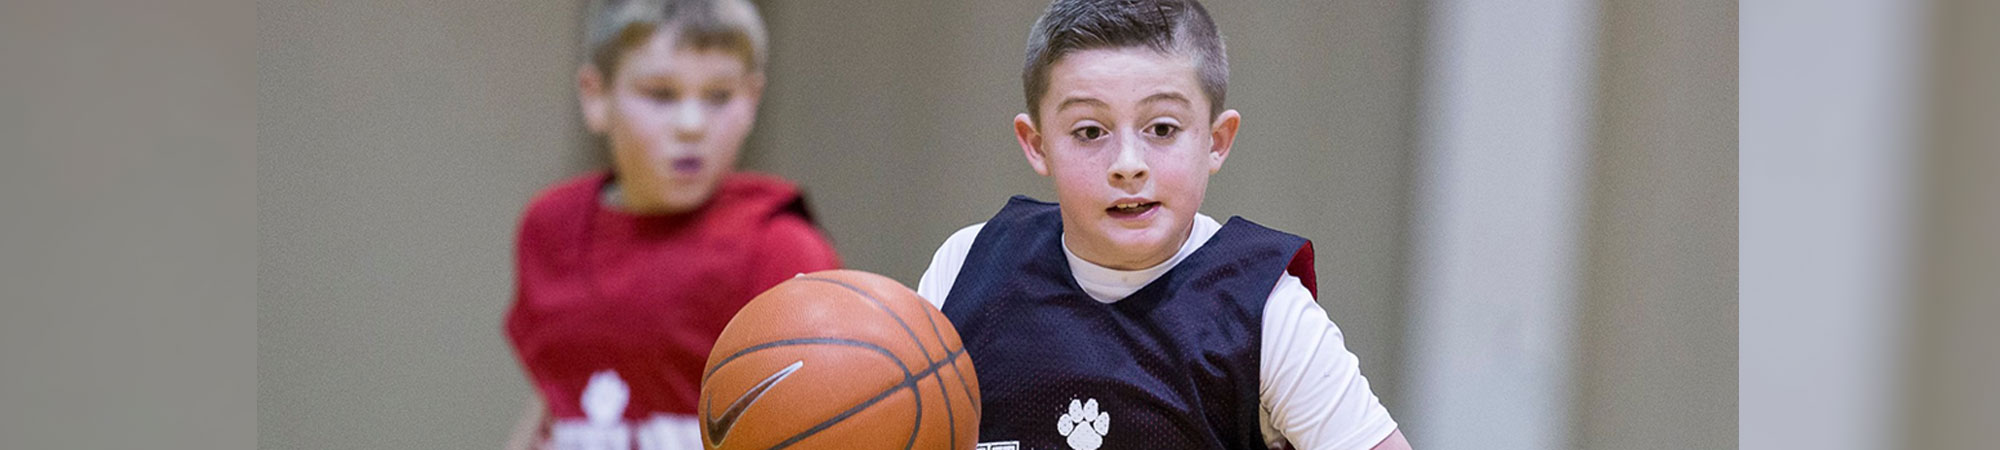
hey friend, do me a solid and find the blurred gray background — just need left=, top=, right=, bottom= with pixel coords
left=18, top=0, right=2000, bottom=448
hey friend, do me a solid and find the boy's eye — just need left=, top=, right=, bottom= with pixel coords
left=704, top=90, right=732, bottom=105
left=1072, top=126, right=1106, bottom=141
left=1147, top=123, right=1179, bottom=138
left=647, top=88, right=680, bottom=102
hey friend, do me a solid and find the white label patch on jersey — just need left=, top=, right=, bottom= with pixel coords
left=974, top=441, right=1021, bottom=450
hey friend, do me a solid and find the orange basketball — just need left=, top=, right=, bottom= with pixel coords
left=698, top=270, right=980, bottom=450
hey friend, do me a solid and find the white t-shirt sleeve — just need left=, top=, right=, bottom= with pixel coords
left=916, top=223, right=984, bottom=310
left=1260, top=273, right=1399, bottom=450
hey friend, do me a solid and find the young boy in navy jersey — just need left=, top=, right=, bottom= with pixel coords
left=916, top=1, right=1411, bottom=448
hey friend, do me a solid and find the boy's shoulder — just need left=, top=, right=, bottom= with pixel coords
left=1211, top=215, right=1294, bottom=239
left=1206, top=215, right=1319, bottom=298
left=521, top=170, right=611, bottom=223
left=705, top=171, right=808, bottom=223
left=986, top=195, right=1062, bottom=226
left=709, top=171, right=801, bottom=206
left=519, top=171, right=807, bottom=222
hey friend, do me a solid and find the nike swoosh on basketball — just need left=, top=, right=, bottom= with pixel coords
left=705, top=360, right=805, bottom=447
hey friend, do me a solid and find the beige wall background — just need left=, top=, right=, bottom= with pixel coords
left=1908, top=0, right=2000, bottom=446
left=257, top=1, right=1736, bottom=448
left=1573, top=1, right=1737, bottom=448
left=3, top=1, right=254, bottom=448
left=258, top=1, right=589, bottom=447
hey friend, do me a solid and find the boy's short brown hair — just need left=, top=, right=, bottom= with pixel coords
left=1021, top=0, right=1228, bottom=124
left=584, top=0, right=768, bottom=77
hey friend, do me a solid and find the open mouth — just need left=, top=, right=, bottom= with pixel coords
left=1106, top=201, right=1160, bottom=219
left=670, top=157, right=703, bottom=175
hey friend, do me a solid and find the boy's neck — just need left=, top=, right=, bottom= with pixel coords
left=599, top=180, right=630, bottom=211
left=1060, top=224, right=1197, bottom=272
left=598, top=180, right=666, bottom=215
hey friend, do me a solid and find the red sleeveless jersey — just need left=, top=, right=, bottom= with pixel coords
left=505, top=171, right=840, bottom=421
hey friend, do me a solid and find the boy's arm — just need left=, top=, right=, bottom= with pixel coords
left=1371, top=429, right=1411, bottom=450
left=504, top=196, right=560, bottom=450
left=1260, top=274, right=1403, bottom=449
left=503, top=396, right=546, bottom=450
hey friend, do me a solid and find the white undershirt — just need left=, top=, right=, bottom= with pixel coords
left=916, top=214, right=1399, bottom=450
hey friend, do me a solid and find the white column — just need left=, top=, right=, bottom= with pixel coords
left=1401, top=1, right=1598, bottom=449
left=1741, top=0, right=1922, bottom=449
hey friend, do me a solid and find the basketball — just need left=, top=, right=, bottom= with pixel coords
left=698, top=270, right=980, bottom=450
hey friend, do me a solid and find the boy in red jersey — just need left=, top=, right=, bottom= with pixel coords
left=503, top=1, right=838, bottom=449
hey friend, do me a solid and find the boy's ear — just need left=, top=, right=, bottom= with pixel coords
left=744, top=71, right=767, bottom=106
left=1015, top=113, right=1051, bottom=176
left=1207, top=109, right=1241, bottom=174
left=578, top=64, right=610, bottom=134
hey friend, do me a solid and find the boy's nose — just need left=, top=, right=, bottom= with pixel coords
left=672, top=102, right=706, bottom=141
left=1107, top=136, right=1148, bottom=183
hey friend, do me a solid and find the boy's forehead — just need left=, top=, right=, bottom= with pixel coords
left=616, top=33, right=750, bottom=79
left=1043, top=48, right=1205, bottom=107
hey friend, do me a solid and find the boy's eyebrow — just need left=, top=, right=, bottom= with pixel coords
left=1140, top=92, right=1193, bottom=107
left=1056, top=97, right=1108, bottom=112
left=1054, top=92, right=1190, bottom=113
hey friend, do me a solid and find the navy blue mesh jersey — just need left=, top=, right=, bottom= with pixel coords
left=942, top=196, right=1318, bottom=450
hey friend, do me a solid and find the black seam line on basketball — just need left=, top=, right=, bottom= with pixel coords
left=945, top=345, right=978, bottom=412
left=705, top=338, right=913, bottom=382
left=934, top=348, right=976, bottom=450
left=910, top=281, right=982, bottom=415
left=767, top=346, right=968, bottom=450
left=794, top=276, right=950, bottom=450
left=764, top=350, right=968, bottom=450
left=906, top=281, right=973, bottom=450
left=793, top=277, right=938, bottom=363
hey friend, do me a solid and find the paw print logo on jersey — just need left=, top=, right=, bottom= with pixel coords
left=1056, top=398, right=1111, bottom=450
